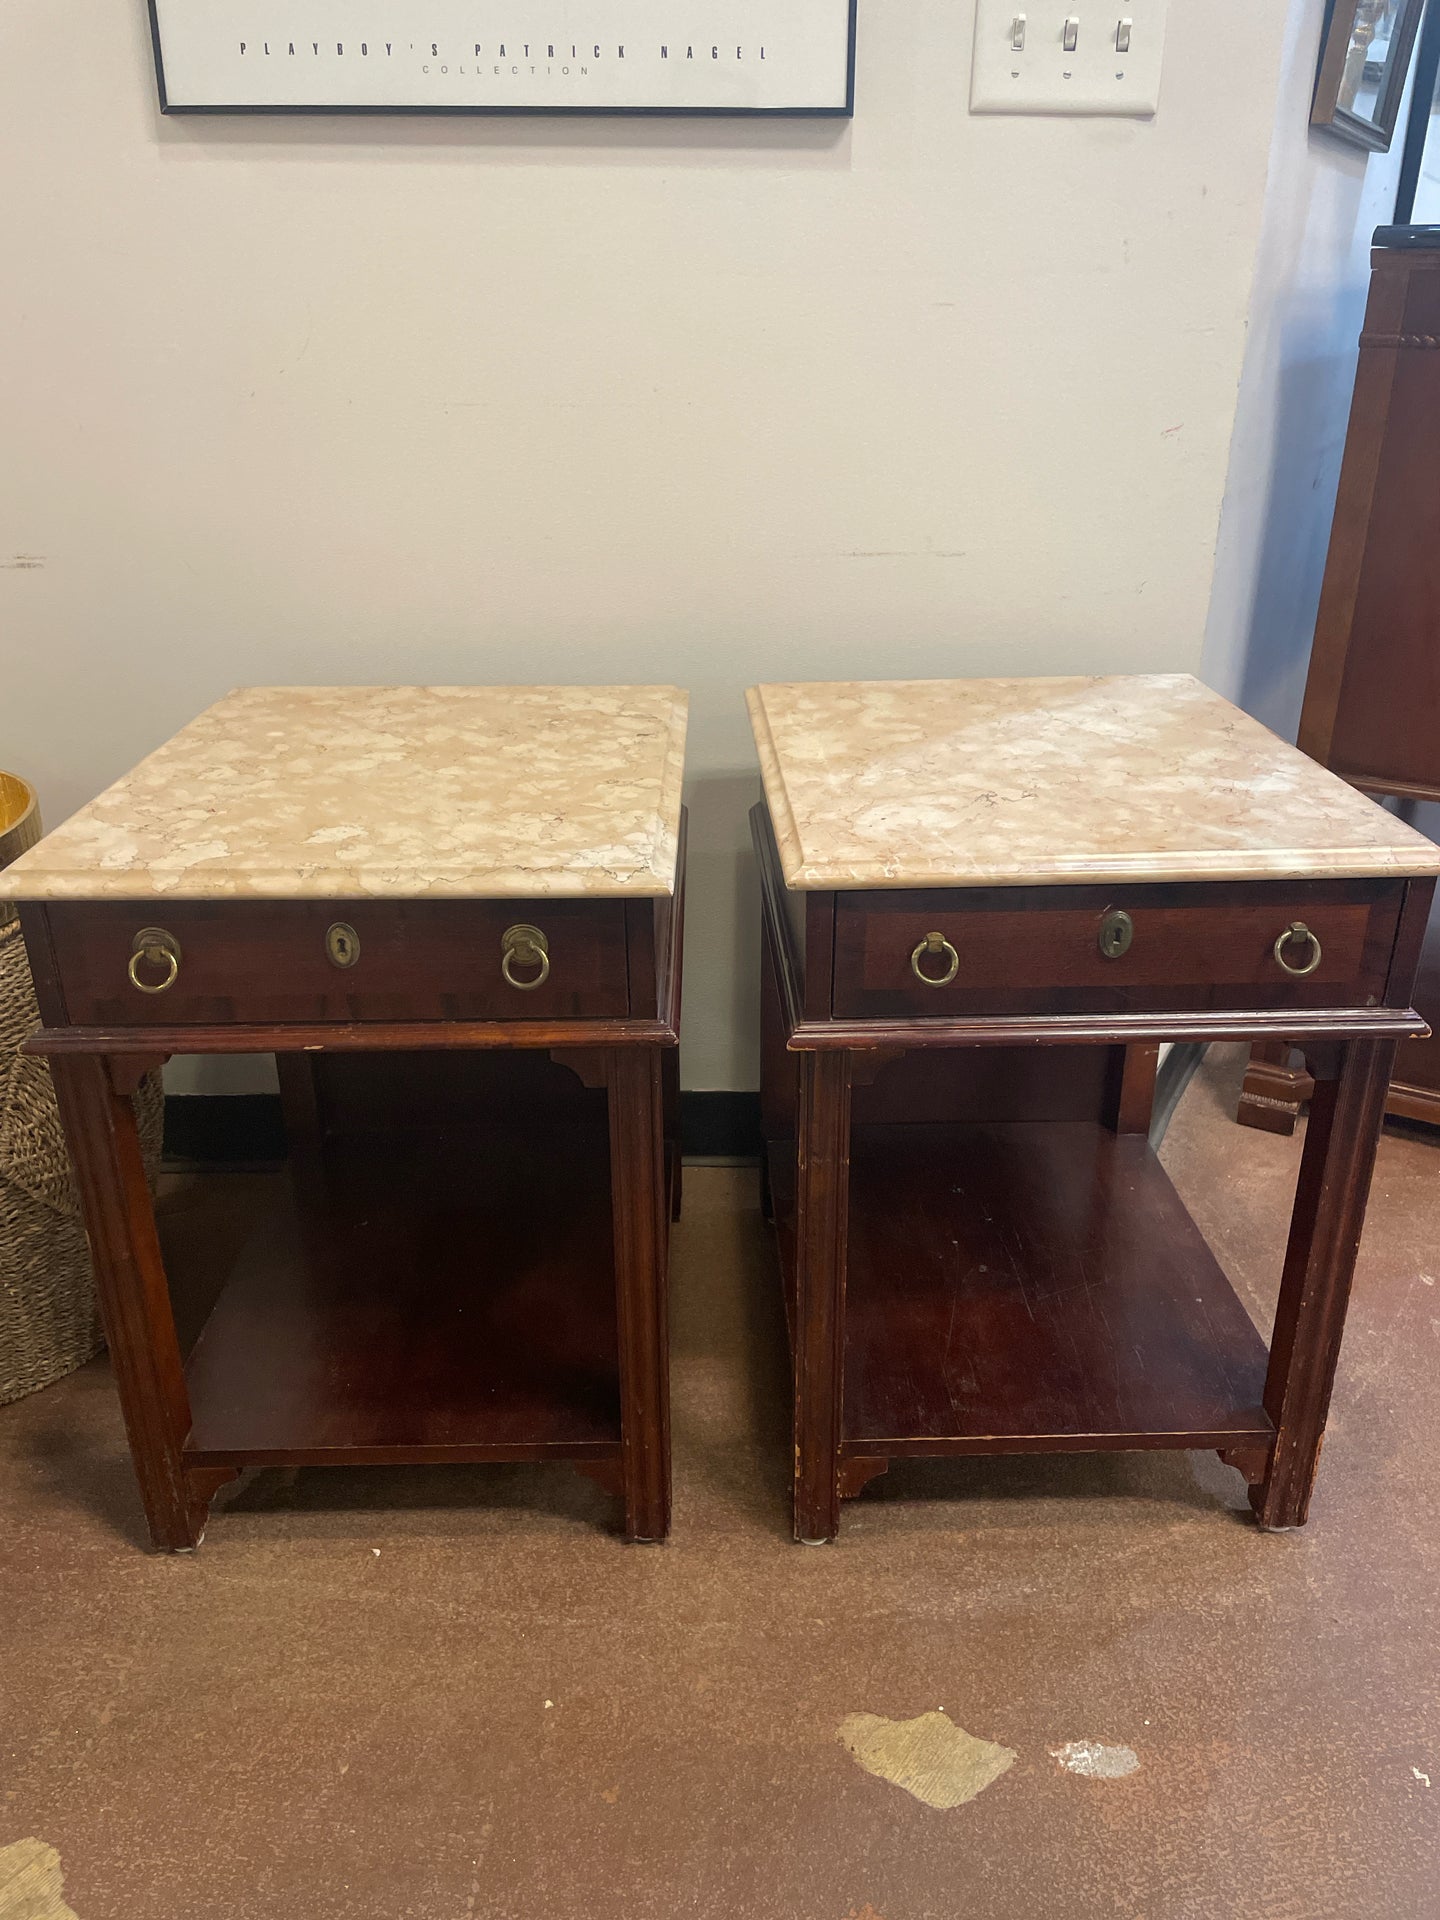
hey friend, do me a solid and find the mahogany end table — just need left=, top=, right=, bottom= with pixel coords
left=12, top=684, right=687, bottom=1550
left=748, top=675, right=1438, bottom=1543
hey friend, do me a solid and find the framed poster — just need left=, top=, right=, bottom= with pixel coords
left=146, top=1, right=857, bottom=114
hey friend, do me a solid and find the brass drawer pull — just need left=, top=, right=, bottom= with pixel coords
left=501, top=923, right=550, bottom=990
left=127, top=927, right=181, bottom=995
left=1273, top=921, right=1322, bottom=977
left=910, top=930, right=959, bottom=988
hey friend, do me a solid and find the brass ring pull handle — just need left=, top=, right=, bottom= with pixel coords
left=910, top=930, right=959, bottom=988
left=127, top=927, right=182, bottom=994
left=501, top=923, right=550, bottom=991
left=1273, top=921, right=1322, bottom=977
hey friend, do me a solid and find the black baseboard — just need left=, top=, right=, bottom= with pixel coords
left=164, top=1094, right=288, bottom=1163
left=680, top=1092, right=762, bottom=1159
left=163, top=1090, right=764, bottom=1165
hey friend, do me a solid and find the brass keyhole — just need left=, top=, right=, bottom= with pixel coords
left=1098, top=908, right=1134, bottom=960
left=326, top=922, right=360, bottom=969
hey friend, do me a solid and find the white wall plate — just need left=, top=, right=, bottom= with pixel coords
left=970, top=0, right=1169, bottom=116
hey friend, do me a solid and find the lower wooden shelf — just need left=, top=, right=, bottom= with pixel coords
left=770, top=1120, right=1273, bottom=1457
left=164, top=1118, right=622, bottom=1469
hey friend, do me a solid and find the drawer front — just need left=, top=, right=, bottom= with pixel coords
left=44, top=899, right=631, bottom=1027
left=831, top=881, right=1404, bottom=1020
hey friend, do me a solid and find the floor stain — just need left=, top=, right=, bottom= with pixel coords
left=838, top=1711, right=1016, bottom=1811
left=1050, top=1740, right=1141, bottom=1779
left=0, top=1840, right=79, bottom=1920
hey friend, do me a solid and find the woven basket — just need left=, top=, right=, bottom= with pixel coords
left=0, top=777, right=164, bottom=1404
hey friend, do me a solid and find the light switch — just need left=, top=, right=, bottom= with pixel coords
left=971, top=0, right=1168, bottom=116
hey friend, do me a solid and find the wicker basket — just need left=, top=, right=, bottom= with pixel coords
left=0, top=776, right=163, bottom=1404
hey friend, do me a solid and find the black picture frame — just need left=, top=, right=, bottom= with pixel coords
left=1313, top=0, right=1426, bottom=152
left=145, top=1, right=858, bottom=117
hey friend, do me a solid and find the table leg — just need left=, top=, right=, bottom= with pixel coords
left=1103, top=1041, right=1160, bottom=1134
left=662, top=1042, right=682, bottom=1223
left=275, top=1052, right=326, bottom=1154
left=607, top=1047, right=671, bottom=1543
left=48, top=1054, right=209, bottom=1551
left=794, top=1050, right=852, bottom=1544
left=1253, top=1035, right=1398, bottom=1530
left=1237, top=1040, right=1312, bottom=1135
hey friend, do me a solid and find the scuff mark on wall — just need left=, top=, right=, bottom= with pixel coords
left=1, top=557, right=44, bottom=570
left=838, top=1710, right=1016, bottom=1811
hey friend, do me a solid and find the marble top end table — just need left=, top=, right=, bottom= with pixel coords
left=747, top=674, right=1440, bottom=1542
left=11, top=685, right=687, bottom=1549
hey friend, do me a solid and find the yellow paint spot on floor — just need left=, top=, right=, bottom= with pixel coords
left=0, top=1840, right=79, bottom=1920
left=838, top=1711, right=1016, bottom=1811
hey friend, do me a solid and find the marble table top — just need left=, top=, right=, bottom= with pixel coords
left=747, top=675, right=1440, bottom=890
left=9, top=686, right=689, bottom=900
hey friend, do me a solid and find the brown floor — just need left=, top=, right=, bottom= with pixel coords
left=3, top=1045, right=1439, bottom=1920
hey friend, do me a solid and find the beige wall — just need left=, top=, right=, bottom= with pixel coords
left=2, top=2, right=1293, bottom=1090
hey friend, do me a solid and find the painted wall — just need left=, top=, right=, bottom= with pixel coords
left=1418, top=97, right=1440, bottom=219
left=1202, top=2, right=1410, bottom=735
left=2, top=2, right=1294, bottom=1091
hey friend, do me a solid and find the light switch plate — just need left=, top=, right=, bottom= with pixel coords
left=970, top=0, right=1168, bottom=116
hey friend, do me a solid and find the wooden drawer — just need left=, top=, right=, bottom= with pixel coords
left=830, top=880, right=1405, bottom=1020
left=42, top=899, right=631, bottom=1027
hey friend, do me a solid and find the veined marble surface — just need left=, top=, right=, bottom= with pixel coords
left=9, top=686, right=688, bottom=900
left=747, top=675, right=1440, bottom=889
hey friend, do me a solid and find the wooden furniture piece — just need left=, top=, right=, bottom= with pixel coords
left=10, top=685, right=687, bottom=1551
left=748, top=675, right=1438, bottom=1544
left=1240, top=228, right=1440, bottom=1135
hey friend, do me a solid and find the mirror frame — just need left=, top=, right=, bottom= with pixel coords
left=1313, top=0, right=1427, bottom=153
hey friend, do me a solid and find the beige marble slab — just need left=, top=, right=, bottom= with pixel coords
left=8, top=686, right=688, bottom=900
left=747, top=675, right=1440, bottom=889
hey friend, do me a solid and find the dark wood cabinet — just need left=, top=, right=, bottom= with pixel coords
left=1240, top=230, right=1440, bottom=1135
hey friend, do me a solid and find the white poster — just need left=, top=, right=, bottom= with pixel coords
left=148, top=1, right=855, bottom=112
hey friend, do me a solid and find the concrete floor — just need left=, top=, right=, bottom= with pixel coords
left=3, top=1045, right=1439, bottom=1919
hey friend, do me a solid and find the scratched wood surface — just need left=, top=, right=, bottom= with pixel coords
left=770, top=1120, right=1274, bottom=1456
left=177, top=1111, right=623, bottom=1466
